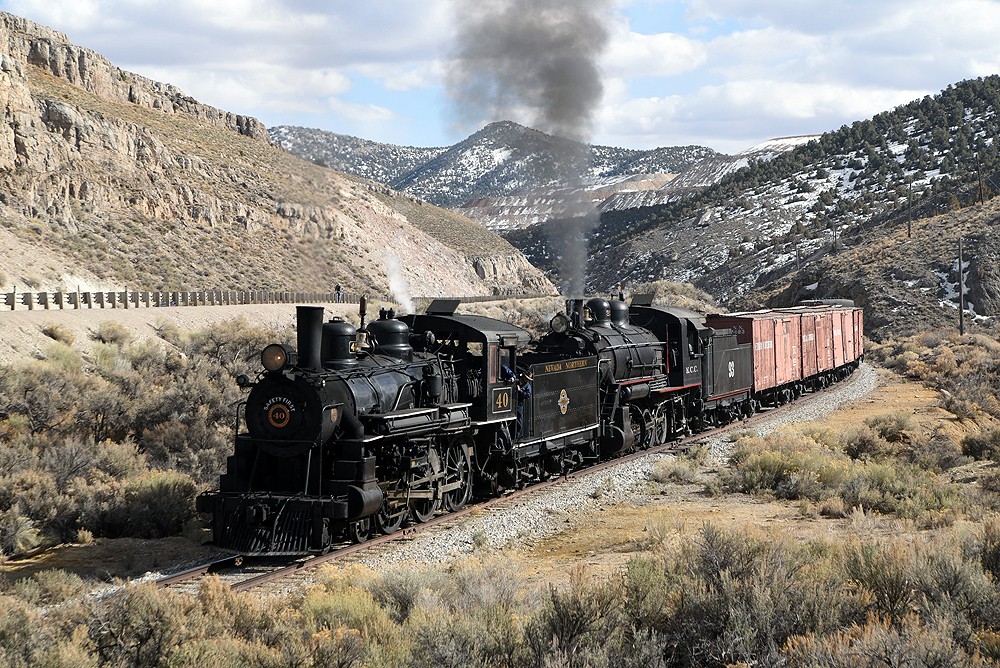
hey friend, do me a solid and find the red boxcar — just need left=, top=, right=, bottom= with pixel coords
left=705, top=311, right=802, bottom=393
left=708, top=304, right=864, bottom=397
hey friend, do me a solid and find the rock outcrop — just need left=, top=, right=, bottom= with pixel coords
left=0, top=11, right=552, bottom=299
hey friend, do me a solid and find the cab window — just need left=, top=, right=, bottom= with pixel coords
left=499, top=348, right=512, bottom=379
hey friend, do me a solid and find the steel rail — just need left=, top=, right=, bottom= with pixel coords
left=154, top=555, right=246, bottom=587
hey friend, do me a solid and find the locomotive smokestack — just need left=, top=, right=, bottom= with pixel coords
left=297, top=305, right=324, bottom=371
left=448, top=0, right=611, bottom=298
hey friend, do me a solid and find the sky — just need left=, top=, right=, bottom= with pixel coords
left=3, top=0, right=1000, bottom=154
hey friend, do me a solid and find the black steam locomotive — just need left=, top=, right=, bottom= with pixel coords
left=197, top=295, right=862, bottom=554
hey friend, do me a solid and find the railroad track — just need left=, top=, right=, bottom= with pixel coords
left=156, top=365, right=866, bottom=594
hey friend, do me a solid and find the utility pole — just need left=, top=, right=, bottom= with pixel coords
left=959, top=237, right=965, bottom=336
left=978, top=154, right=985, bottom=204
left=907, top=176, right=912, bottom=239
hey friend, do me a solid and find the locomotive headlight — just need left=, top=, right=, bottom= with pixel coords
left=550, top=313, right=570, bottom=333
left=261, top=344, right=297, bottom=372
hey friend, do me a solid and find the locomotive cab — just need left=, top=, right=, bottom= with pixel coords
left=401, top=299, right=532, bottom=423
left=628, top=295, right=706, bottom=389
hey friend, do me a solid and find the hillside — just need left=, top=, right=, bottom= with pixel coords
left=270, top=120, right=716, bottom=209
left=509, top=76, right=1000, bottom=338
left=0, top=12, right=551, bottom=299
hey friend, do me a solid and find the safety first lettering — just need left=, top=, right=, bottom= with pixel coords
left=264, top=396, right=295, bottom=428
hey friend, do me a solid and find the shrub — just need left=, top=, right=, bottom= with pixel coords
left=963, top=429, right=1000, bottom=461
left=523, top=566, right=628, bottom=667
left=92, top=439, right=147, bottom=479
left=41, top=323, right=75, bottom=346
left=80, top=470, right=198, bottom=539
left=842, top=425, right=895, bottom=461
left=44, top=342, right=82, bottom=372
left=864, top=411, right=914, bottom=442
left=298, top=576, right=403, bottom=663
left=784, top=615, right=979, bottom=667
left=0, top=594, right=42, bottom=667
left=651, top=458, right=702, bottom=485
left=91, top=320, right=132, bottom=345
left=140, top=419, right=229, bottom=484
left=365, top=567, right=442, bottom=624
left=909, top=427, right=968, bottom=471
left=0, top=507, right=39, bottom=556
left=152, top=317, right=182, bottom=346
left=943, top=393, right=979, bottom=419
left=42, top=436, right=95, bottom=491
left=980, top=515, right=1000, bottom=582
left=442, top=555, right=522, bottom=614
left=87, top=583, right=201, bottom=668
left=7, top=569, right=85, bottom=606
left=841, top=539, right=915, bottom=622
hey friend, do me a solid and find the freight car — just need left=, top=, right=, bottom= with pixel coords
left=197, top=296, right=863, bottom=555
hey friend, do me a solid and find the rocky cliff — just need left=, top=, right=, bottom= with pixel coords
left=0, top=12, right=551, bottom=299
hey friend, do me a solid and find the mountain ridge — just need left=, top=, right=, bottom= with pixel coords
left=270, top=120, right=717, bottom=209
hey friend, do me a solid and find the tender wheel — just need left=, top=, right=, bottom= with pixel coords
left=348, top=518, right=371, bottom=544
left=374, top=495, right=407, bottom=535
left=443, top=440, right=473, bottom=512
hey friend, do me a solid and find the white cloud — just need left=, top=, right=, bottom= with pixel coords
left=327, top=98, right=398, bottom=122
left=4, top=0, right=1000, bottom=151
left=354, top=61, right=447, bottom=92
left=133, top=62, right=353, bottom=113
left=596, top=79, right=929, bottom=152
left=3, top=0, right=102, bottom=31
left=602, top=25, right=706, bottom=78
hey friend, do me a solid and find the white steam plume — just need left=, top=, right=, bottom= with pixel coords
left=383, top=253, right=415, bottom=314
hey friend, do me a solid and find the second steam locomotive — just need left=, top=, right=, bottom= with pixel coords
left=197, top=295, right=864, bottom=554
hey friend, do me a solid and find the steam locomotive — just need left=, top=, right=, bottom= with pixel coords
left=196, top=295, right=863, bottom=554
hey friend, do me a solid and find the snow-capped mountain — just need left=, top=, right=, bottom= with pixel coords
left=269, top=126, right=446, bottom=187
left=269, top=121, right=716, bottom=209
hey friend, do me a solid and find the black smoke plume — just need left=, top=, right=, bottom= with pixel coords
left=448, top=0, right=612, bottom=297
